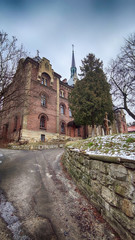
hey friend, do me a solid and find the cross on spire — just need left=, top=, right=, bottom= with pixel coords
left=37, top=50, right=39, bottom=57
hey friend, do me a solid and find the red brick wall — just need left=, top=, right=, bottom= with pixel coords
left=27, top=79, right=57, bottom=133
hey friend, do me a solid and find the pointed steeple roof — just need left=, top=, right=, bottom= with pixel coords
left=68, top=45, right=77, bottom=86
left=71, top=44, right=76, bottom=68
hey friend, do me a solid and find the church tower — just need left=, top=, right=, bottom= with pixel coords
left=68, top=45, right=77, bottom=86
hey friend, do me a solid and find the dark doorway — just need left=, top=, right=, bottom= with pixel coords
left=41, top=134, right=45, bottom=142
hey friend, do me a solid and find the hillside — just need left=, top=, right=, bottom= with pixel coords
left=67, top=133, right=135, bottom=160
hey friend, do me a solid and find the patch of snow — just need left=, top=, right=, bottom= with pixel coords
left=0, top=190, right=31, bottom=240
left=46, top=173, right=52, bottom=178
left=73, top=148, right=80, bottom=152
left=71, top=134, right=135, bottom=160
left=33, top=164, right=41, bottom=168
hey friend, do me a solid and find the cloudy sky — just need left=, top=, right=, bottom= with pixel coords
left=0, top=0, right=135, bottom=122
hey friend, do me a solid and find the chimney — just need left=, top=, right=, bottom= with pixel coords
left=62, top=78, right=67, bottom=83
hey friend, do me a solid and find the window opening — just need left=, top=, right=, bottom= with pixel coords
left=61, top=122, right=65, bottom=133
left=69, top=108, right=72, bottom=117
left=41, top=78, right=44, bottom=85
left=45, top=79, right=47, bottom=86
left=41, top=134, right=45, bottom=142
left=60, top=104, right=65, bottom=114
left=60, top=90, right=65, bottom=98
left=41, top=77, right=47, bottom=86
left=40, top=116, right=46, bottom=129
left=41, top=95, right=46, bottom=107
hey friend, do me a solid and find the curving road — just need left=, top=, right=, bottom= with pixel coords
left=0, top=148, right=120, bottom=240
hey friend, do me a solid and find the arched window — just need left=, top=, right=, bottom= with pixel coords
left=69, top=108, right=72, bottom=117
left=41, top=73, right=50, bottom=86
left=60, top=89, right=65, bottom=98
left=38, top=113, right=48, bottom=130
left=61, top=122, right=65, bottom=134
left=61, top=105, right=64, bottom=114
left=41, top=77, right=47, bottom=86
left=41, top=77, right=44, bottom=85
left=40, top=115, right=46, bottom=129
left=60, top=103, right=65, bottom=115
left=41, top=95, right=46, bottom=107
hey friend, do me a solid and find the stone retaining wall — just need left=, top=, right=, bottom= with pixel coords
left=63, top=147, right=135, bottom=240
left=8, top=143, right=64, bottom=150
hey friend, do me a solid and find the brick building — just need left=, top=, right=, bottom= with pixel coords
left=0, top=50, right=85, bottom=143
left=0, top=48, right=128, bottom=143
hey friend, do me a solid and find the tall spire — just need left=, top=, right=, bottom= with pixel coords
left=71, top=44, right=76, bottom=69
left=68, top=45, right=77, bottom=86
left=70, top=44, right=77, bottom=79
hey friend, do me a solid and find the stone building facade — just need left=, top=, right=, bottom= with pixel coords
left=0, top=56, right=84, bottom=143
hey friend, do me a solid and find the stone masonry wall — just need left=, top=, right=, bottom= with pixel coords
left=63, top=147, right=135, bottom=240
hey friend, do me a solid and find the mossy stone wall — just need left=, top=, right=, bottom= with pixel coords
left=63, top=147, right=135, bottom=240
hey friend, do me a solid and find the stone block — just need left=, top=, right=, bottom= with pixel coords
left=109, top=164, right=127, bottom=180
left=99, top=161, right=108, bottom=174
left=132, top=192, right=135, bottom=204
left=127, top=170, right=135, bottom=187
left=100, top=174, right=115, bottom=187
left=84, top=159, right=91, bottom=169
left=123, top=162, right=135, bottom=170
left=91, top=160, right=100, bottom=170
left=77, top=155, right=85, bottom=165
left=101, top=186, right=117, bottom=207
left=91, top=180, right=101, bottom=194
left=82, top=174, right=90, bottom=185
left=120, top=199, right=134, bottom=218
left=89, top=170, right=97, bottom=180
left=115, top=183, right=134, bottom=199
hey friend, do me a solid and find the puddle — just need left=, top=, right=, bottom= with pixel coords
left=0, top=190, right=31, bottom=240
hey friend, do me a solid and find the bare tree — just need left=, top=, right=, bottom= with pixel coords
left=0, top=31, right=28, bottom=112
left=0, top=30, right=27, bottom=94
left=108, top=33, right=135, bottom=120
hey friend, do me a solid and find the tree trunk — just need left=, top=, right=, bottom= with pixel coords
left=92, top=124, right=95, bottom=137
left=124, top=94, right=135, bottom=120
left=83, top=125, right=87, bottom=139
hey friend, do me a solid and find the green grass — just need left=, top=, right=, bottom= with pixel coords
left=126, top=137, right=135, bottom=143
